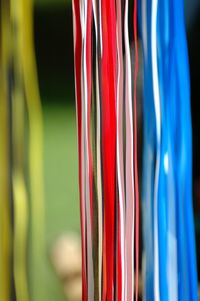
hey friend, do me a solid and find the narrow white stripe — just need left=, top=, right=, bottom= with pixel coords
left=96, top=61, right=103, bottom=301
left=151, top=0, right=161, bottom=299
left=80, top=1, right=87, bottom=297
left=72, top=1, right=87, bottom=286
left=99, top=0, right=103, bottom=56
left=92, top=1, right=103, bottom=297
left=124, top=0, right=135, bottom=299
left=92, top=0, right=97, bottom=41
left=81, top=0, right=94, bottom=299
left=116, top=0, right=126, bottom=299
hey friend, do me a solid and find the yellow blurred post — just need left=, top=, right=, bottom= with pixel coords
left=10, top=0, right=30, bottom=300
left=12, top=0, right=46, bottom=300
left=20, top=1, right=46, bottom=301
left=0, top=1, right=12, bottom=301
left=0, top=0, right=45, bottom=300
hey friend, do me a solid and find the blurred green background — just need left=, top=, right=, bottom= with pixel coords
left=33, top=1, right=80, bottom=301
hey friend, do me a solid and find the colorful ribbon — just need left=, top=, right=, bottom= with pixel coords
left=73, top=0, right=140, bottom=299
left=139, top=0, right=198, bottom=299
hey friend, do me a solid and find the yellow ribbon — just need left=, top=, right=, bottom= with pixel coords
left=0, top=2, right=12, bottom=301
left=0, top=1, right=45, bottom=301
left=10, top=1, right=30, bottom=300
left=20, top=1, right=46, bottom=300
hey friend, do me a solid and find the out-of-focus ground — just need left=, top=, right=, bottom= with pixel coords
left=42, top=103, right=80, bottom=301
